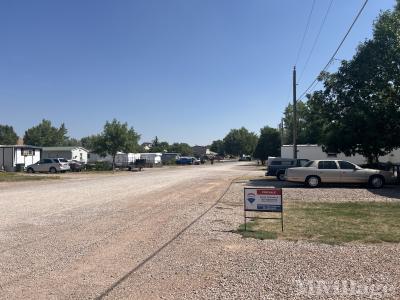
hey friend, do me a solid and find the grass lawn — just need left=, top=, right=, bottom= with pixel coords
left=0, top=172, right=60, bottom=182
left=236, top=201, right=400, bottom=244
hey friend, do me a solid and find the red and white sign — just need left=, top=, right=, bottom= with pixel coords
left=244, top=187, right=283, bottom=212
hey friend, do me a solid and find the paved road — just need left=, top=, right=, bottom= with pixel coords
left=0, top=162, right=256, bottom=299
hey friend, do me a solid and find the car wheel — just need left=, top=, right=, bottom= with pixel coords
left=27, top=168, right=34, bottom=174
left=49, top=167, right=57, bottom=174
left=276, top=172, right=285, bottom=181
left=369, top=175, right=384, bottom=189
left=306, top=176, right=320, bottom=188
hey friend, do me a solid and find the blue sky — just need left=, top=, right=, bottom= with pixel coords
left=0, top=0, right=396, bottom=145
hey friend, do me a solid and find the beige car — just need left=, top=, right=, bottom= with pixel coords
left=285, top=160, right=396, bottom=188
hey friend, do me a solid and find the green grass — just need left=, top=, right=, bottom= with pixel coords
left=236, top=202, right=400, bottom=245
left=0, top=172, right=60, bottom=182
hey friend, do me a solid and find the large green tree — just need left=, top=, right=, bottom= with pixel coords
left=150, top=136, right=170, bottom=153
left=0, top=125, right=18, bottom=145
left=94, top=119, right=141, bottom=169
left=308, top=3, right=400, bottom=163
left=210, top=139, right=225, bottom=155
left=253, top=126, right=281, bottom=164
left=223, top=127, right=258, bottom=156
left=23, top=119, right=68, bottom=146
left=169, top=142, right=193, bottom=156
left=282, top=101, right=320, bottom=145
left=80, top=135, right=100, bottom=150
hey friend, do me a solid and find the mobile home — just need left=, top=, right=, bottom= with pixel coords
left=0, top=145, right=42, bottom=172
left=114, top=153, right=141, bottom=167
left=42, top=146, right=89, bottom=163
left=140, top=153, right=162, bottom=165
left=281, top=145, right=400, bottom=165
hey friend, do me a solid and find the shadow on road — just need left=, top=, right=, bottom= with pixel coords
left=367, top=185, right=400, bottom=200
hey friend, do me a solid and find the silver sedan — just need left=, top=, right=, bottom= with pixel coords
left=285, top=160, right=396, bottom=188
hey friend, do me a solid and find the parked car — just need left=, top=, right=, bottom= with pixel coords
left=68, top=160, right=84, bottom=172
left=285, top=160, right=397, bottom=188
left=193, top=158, right=201, bottom=165
left=239, top=155, right=251, bottom=161
left=176, top=157, right=193, bottom=165
left=26, top=158, right=70, bottom=173
left=176, top=157, right=200, bottom=165
left=266, top=158, right=310, bottom=180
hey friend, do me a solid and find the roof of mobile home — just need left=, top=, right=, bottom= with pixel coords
left=42, top=146, right=89, bottom=152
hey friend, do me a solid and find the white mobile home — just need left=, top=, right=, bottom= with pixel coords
left=114, top=153, right=141, bottom=167
left=0, top=145, right=42, bottom=171
left=281, top=145, right=400, bottom=165
left=140, top=153, right=162, bottom=165
left=42, top=147, right=89, bottom=163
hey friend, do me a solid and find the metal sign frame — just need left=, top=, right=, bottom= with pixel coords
left=243, top=187, right=284, bottom=232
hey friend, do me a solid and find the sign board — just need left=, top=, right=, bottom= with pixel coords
left=244, top=187, right=282, bottom=212
left=243, top=187, right=284, bottom=231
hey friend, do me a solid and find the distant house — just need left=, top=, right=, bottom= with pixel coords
left=42, top=146, right=89, bottom=163
left=141, top=142, right=152, bottom=151
left=192, top=146, right=216, bottom=157
left=0, top=145, right=42, bottom=172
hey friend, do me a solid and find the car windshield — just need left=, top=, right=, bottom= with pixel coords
left=59, top=158, right=68, bottom=162
left=303, top=161, right=314, bottom=167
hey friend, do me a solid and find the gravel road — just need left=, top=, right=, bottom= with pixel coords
left=0, top=162, right=398, bottom=299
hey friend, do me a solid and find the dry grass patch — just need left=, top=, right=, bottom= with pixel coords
left=0, top=172, right=60, bottom=182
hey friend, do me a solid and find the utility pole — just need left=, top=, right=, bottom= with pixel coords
left=292, top=66, right=297, bottom=159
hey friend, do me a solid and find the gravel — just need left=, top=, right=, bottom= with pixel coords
left=0, top=162, right=399, bottom=299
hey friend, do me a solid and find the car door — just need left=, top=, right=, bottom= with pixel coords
left=317, top=161, right=341, bottom=183
left=41, top=159, right=52, bottom=172
left=34, top=159, right=45, bottom=172
left=338, top=161, right=360, bottom=183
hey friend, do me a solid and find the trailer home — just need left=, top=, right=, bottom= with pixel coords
left=114, top=153, right=141, bottom=167
left=140, top=153, right=162, bottom=166
left=281, top=145, right=400, bottom=165
left=42, top=147, right=89, bottom=163
left=0, top=145, right=42, bottom=172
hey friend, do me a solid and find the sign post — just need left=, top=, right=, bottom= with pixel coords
left=244, top=187, right=283, bottom=231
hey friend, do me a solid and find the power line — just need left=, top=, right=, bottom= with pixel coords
left=297, top=0, right=369, bottom=100
left=299, top=0, right=335, bottom=82
left=294, top=0, right=316, bottom=66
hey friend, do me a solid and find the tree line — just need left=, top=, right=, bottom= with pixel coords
left=0, top=119, right=197, bottom=167
left=210, top=126, right=281, bottom=164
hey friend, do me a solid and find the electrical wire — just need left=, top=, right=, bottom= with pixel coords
left=299, top=0, right=335, bottom=82
left=294, top=0, right=316, bottom=66
left=297, top=0, right=369, bottom=100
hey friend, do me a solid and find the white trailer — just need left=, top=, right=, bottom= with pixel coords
left=0, top=145, right=42, bottom=172
left=140, top=153, right=162, bottom=166
left=42, top=146, right=89, bottom=163
left=114, top=153, right=141, bottom=167
left=281, top=145, right=400, bottom=165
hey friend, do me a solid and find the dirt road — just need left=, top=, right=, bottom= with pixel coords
left=0, top=162, right=256, bottom=299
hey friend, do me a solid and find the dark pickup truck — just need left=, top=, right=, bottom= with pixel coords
left=266, top=158, right=309, bottom=180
